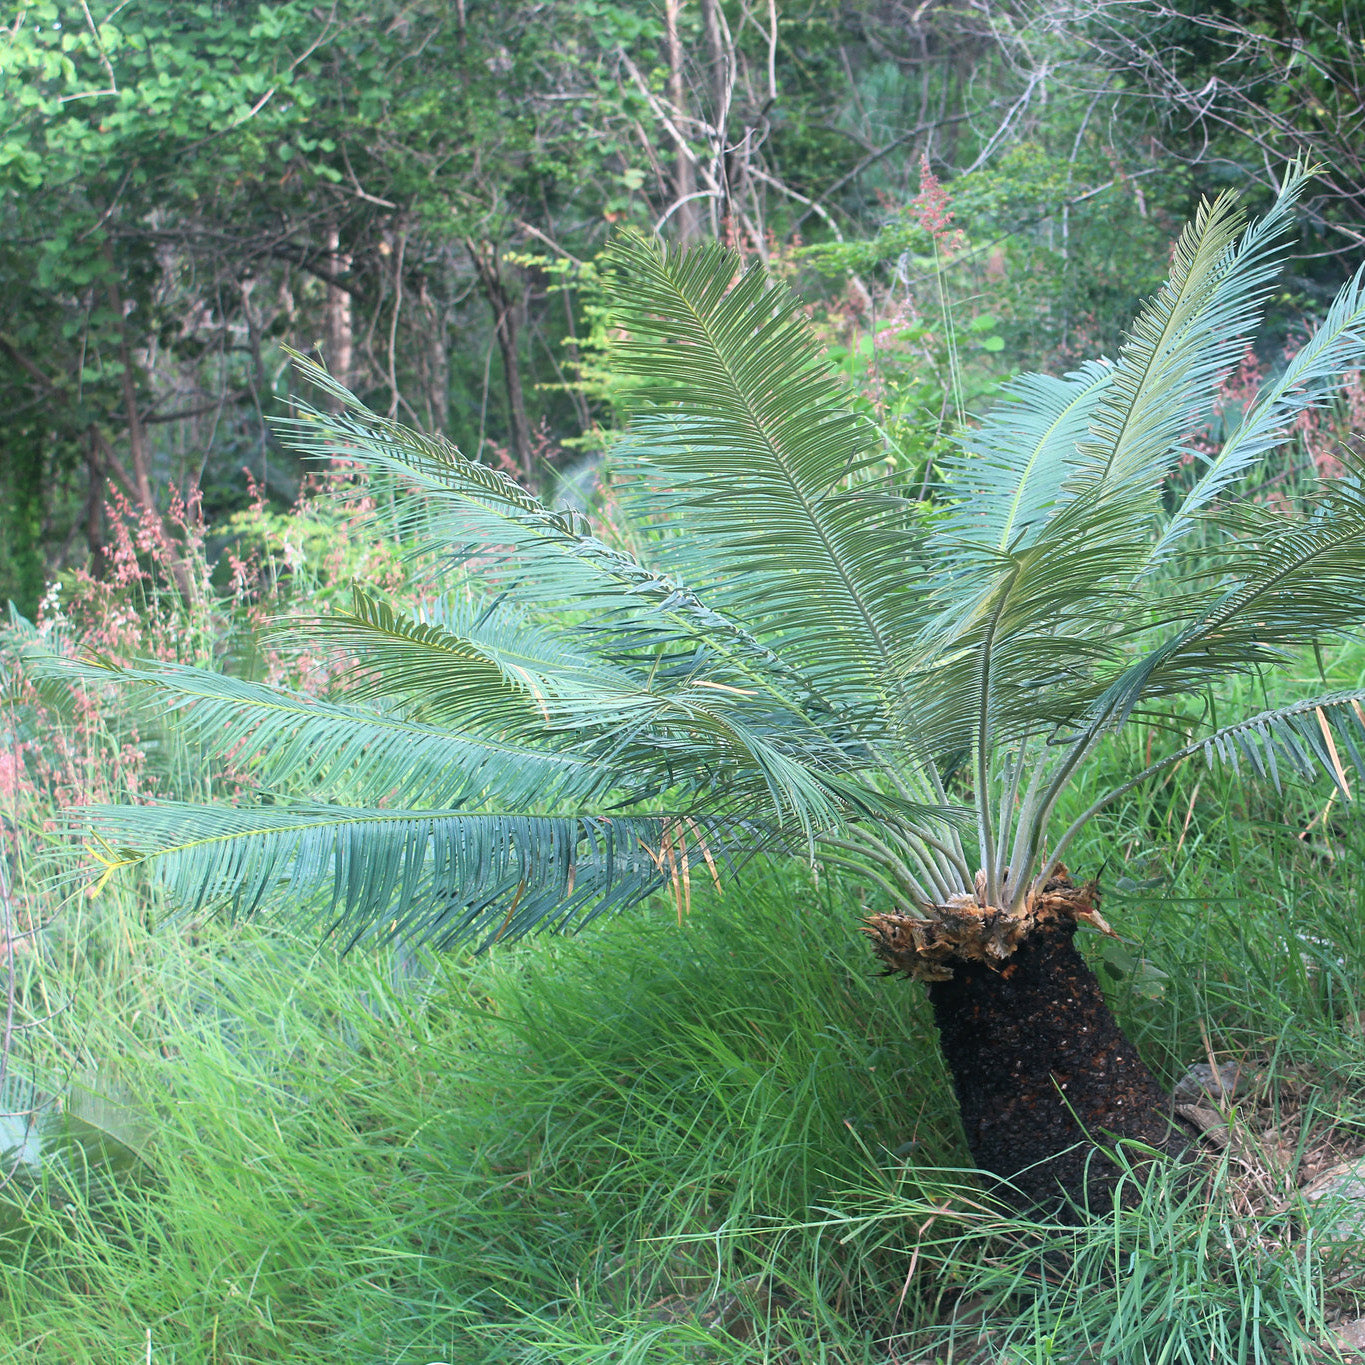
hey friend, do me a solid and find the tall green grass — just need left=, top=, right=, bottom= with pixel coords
left=4, top=774, right=1363, bottom=1364
left=4, top=549, right=1365, bottom=1360
left=1059, top=638, right=1365, bottom=1073
left=0, top=866, right=968, bottom=1362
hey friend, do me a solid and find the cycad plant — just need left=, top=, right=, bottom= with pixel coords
left=60, top=163, right=1365, bottom=1210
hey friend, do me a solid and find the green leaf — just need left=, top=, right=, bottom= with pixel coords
left=72, top=801, right=758, bottom=948
left=604, top=232, right=925, bottom=704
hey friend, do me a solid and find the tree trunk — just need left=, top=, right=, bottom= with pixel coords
left=323, top=221, right=354, bottom=402
left=467, top=239, right=534, bottom=487
left=698, top=0, right=729, bottom=237
left=416, top=278, right=449, bottom=435
left=664, top=0, right=700, bottom=245
left=865, top=875, right=1187, bottom=1214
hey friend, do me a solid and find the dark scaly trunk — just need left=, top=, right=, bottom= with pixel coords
left=865, top=875, right=1187, bottom=1214
left=925, top=915, right=1186, bottom=1211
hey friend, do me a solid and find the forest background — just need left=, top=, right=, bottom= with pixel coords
left=4, top=0, right=1365, bottom=614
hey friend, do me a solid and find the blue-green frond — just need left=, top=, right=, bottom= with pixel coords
left=931, top=361, right=1114, bottom=567
left=895, top=529, right=1136, bottom=759
left=276, top=365, right=831, bottom=717
left=1154, top=261, right=1365, bottom=561
left=302, top=587, right=655, bottom=736
left=1061, top=162, right=1309, bottom=527
left=304, top=590, right=885, bottom=817
left=1079, top=475, right=1365, bottom=734
left=1195, top=689, right=1365, bottom=798
left=74, top=803, right=750, bottom=947
left=604, top=232, right=924, bottom=697
left=1126, top=689, right=1365, bottom=800
left=1181, top=475, right=1365, bottom=651
left=42, top=656, right=612, bottom=809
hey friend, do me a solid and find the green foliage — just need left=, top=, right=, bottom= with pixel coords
left=950, top=140, right=1189, bottom=362
left=501, top=249, right=651, bottom=459
left=40, top=163, right=1365, bottom=947
left=0, top=440, right=45, bottom=616
left=2, top=807, right=1365, bottom=1358
left=215, top=468, right=415, bottom=613
left=0, top=0, right=666, bottom=605
left=1082, top=0, right=1365, bottom=266
left=793, top=226, right=1008, bottom=485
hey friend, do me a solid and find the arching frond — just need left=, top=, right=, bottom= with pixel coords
left=1089, top=475, right=1365, bottom=729
left=47, top=649, right=923, bottom=844
left=74, top=803, right=735, bottom=947
left=299, top=589, right=921, bottom=833
left=921, top=165, right=1314, bottom=661
left=1043, top=688, right=1365, bottom=883
left=276, top=362, right=829, bottom=718
left=43, top=656, right=613, bottom=808
left=1199, top=692, right=1365, bottom=797
left=1067, top=162, right=1308, bottom=505
left=931, top=361, right=1114, bottom=568
left=304, top=587, right=654, bottom=737
left=1153, top=261, right=1365, bottom=561
left=605, top=233, right=924, bottom=699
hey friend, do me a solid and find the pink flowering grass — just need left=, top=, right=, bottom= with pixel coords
left=1183, top=345, right=1365, bottom=498
left=911, top=155, right=967, bottom=252
left=0, top=462, right=429, bottom=938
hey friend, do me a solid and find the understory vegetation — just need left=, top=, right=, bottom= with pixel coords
left=1, top=793, right=1364, bottom=1361
left=2, top=544, right=1365, bottom=1359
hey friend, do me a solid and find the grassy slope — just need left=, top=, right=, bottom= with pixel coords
left=0, top=873, right=965, bottom=1363
left=3, top=653, right=1365, bottom=1363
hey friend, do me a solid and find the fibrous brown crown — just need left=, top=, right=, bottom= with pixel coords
left=861, top=869, right=1113, bottom=981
